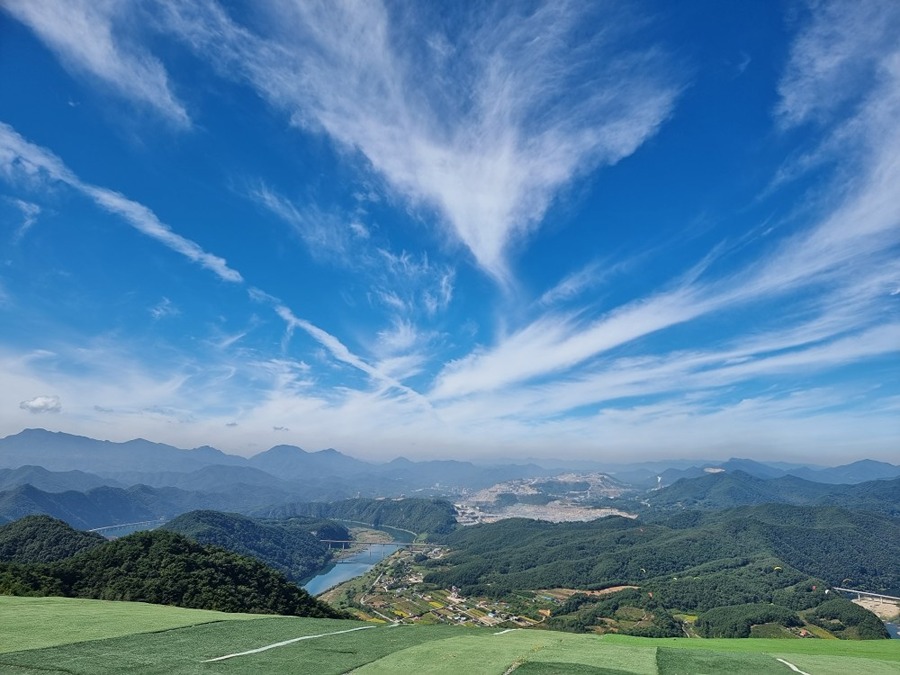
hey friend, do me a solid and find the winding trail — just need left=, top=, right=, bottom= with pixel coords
left=202, top=625, right=374, bottom=662
left=776, top=657, right=812, bottom=675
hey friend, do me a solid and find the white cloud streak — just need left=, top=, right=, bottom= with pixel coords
left=155, top=0, right=681, bottom=282
left=2, top=0, right=189, bottom=127
left=0, top=123, right=396, bottom=395
left=429, top=0, right=900, bottom=406
left=273, top=303, right=428, bottom=404
left=776, top=0, right=900, bottom=129
left=0, top=122, right=242, bottom=283
left=9, top=198, right=41, bottom=241
left=249, top=183, right=355, bottom=262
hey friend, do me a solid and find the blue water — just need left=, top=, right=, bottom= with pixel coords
left=303, top=543, right=403, bottom=596
left=886, top=621, right=899, bottom=639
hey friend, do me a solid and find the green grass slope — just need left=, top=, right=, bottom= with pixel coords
left=0, top=597, right=897, bottom=674
left=0, top=596, right=268, bottom=652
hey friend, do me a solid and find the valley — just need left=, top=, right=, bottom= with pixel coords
left=1, top=428, right=899, bottom=673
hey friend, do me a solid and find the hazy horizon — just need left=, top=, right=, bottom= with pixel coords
left=3, top=426, right=896, bottom=469
left=2, top=1, right=898, bottom=463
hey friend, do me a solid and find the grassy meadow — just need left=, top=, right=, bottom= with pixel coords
left=0, top=596, right=897, bottom=674
left=0, top=596, right=268, bottom=653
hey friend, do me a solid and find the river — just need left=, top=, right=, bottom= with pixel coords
left=302, top=524, right=413, bottom=596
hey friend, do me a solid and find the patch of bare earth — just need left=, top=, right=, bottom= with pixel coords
left=539, top=586, right=639, bottom=600
left=853, top=598, right=900, bottom=621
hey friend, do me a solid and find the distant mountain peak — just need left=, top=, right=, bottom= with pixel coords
left=261, top=444, right=308, bottom=456
left=388, top=456, right=414, bottom=466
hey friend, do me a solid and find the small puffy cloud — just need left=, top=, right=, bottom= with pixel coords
left=19, top=395, right=61, bottom=414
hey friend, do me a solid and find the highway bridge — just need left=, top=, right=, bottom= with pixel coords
left=88, top=518, right=166, bottom=538
left=833, top=587, right=900, bottom=602
left=320, top=540, right=441, bottom=551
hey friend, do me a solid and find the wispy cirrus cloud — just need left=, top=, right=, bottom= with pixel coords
left=155, top=0, right=681, bottom=283
left=0, top=122, right=241, bottom=283
left=149, top=297, right=179, bottom=320
left=271, top=303, right=428, bottom=403
left=8, top=198, right=41, bottom=241
left=249, top=183, right=358, bottom=263
left=2, top=0, right=189, bottom=127
left=430, top=0, right=900, bottom=406
left=250, top=182, right=455, bottom=321
left=538, top=256, right=640, bottom=307
left=776, top=0, right=900, bottom=129
left=1, top=123, right=406, bottom=398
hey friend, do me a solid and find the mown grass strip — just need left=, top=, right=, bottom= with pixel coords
left=0, top=596, right=267, bottom=653
left=0, top=619, right=462, bottom=675
left=353, top=629, right=658, bottom=674
left=601, top=633, right=900, bottom=661
left=203, top=625, right=374, bottom=662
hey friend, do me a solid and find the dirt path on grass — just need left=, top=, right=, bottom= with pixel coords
left=202, top=625, right=374, bottom=662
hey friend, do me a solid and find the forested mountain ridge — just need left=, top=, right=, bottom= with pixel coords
left=253, top=497, right=458, bottom=536
left=613, top=457, right=900, bottom=488
left=0, top=428, right=241, bottom=473
left=0, top=523, right=344, bottom=618
left=0, top=483, right=230, bottom=528
left=644, top=471, right=900, bottom=517
left=0, top=480, right=347, bottom=529
left=428, top=504, right=900, bottom=598
left=162, top=510, right=347, bottom=582
left=420, top=504, right=896, bottom=638
left=0, top=466, right=121, bottom=493
left=0, top=515, right=105, bottom=563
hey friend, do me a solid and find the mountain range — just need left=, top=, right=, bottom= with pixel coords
left=643, top=470, right=900, bottom=518
left=0, top=429, right=549, bottom=495
left=1, top=429, right=898, bottom=530
left=611, top=457, right=900, bottom=488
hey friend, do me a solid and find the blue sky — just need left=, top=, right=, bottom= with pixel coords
left=1, top=0, right=898, bottom=463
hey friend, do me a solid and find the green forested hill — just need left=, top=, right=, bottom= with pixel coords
left=645, top=472, right=900, bottom=517
left=253, top=497, right=458, bottom=535
left=0, top=524, right=344, bottom=618
left=428, top=505, right=900, bottom=599
left=0, top=515, right=105, bottom=563
left=162, top=510, right=347, bottom=582
left=423, top=505, right=896, bottom=639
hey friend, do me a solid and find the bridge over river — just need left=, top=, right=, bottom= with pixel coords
left=320, top=540, right=442, bottom=562
left=88, top=519, right=166, bottom=538
left=833, top=587, right=900, bottom=603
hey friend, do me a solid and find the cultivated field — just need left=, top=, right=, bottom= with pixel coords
left=1, top=596, right=898, bottom=674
